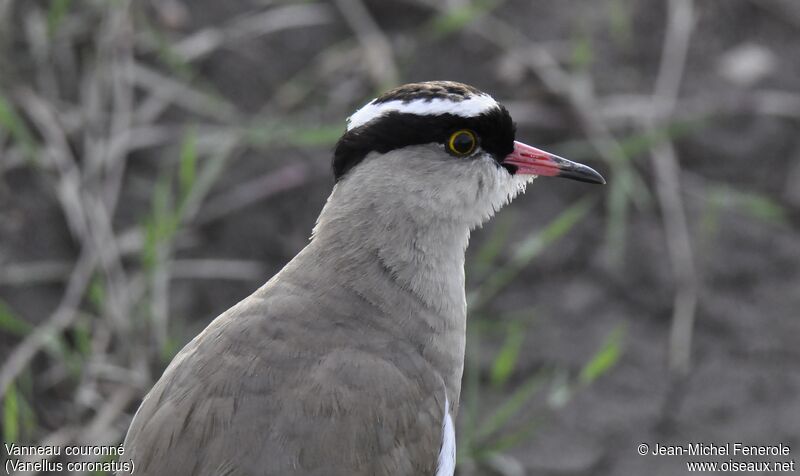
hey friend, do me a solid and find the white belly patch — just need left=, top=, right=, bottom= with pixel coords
left=436, top=393, right=456, bottom=476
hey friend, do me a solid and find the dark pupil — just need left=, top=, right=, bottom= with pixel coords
left=453, top=132, right=474, bottom=154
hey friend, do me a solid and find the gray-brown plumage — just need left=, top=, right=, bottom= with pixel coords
left=122, top=81, right=604, bottom=476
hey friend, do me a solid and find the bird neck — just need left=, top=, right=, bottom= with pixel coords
left=302, top=182, right=471, bottom=406
left=311, top=183, right=470, bottom=316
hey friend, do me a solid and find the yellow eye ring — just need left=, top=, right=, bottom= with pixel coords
left=447, top=129, right=477, bottom=157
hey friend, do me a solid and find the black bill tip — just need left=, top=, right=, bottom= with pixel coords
left=558, top=166, right=606, bottom=184
left=551, top=156, right=606, bottom=184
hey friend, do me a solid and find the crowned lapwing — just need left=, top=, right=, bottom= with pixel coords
left=122, top=81, right=604, bottom=476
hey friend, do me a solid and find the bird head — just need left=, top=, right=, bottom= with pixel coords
left=329, top=81, right=605, bottom=230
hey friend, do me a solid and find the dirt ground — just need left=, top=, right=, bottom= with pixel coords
left=1, top=0, right=799, bottom=474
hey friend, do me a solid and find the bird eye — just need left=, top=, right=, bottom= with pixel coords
left=447, top=129, right=477, bottom=157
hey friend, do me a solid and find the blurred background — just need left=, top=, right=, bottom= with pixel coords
left=1, top=0, right=799, bottom=474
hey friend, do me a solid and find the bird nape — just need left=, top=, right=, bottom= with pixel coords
left=121, top=81, right=605, bottom=476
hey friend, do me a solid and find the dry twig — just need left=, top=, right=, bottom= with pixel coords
left=171, top=4, right=334, bottom=62
left=335, top=0, right=399, bottom=88
left=0, top=245, right=96, bottom=397
left=200, top=162, right=313, bottom=224
left=646, top=0, right=698, bottom=377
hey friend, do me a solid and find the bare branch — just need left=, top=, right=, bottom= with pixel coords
left=0, top=245, right=96, bottom=397
left=335, top=0, right=399, bottom=88
left=199, top=162, right=313, bottom=224
left=172, top=4, right=334, bottom=62
left=646, top=0, right=698, bottom=377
